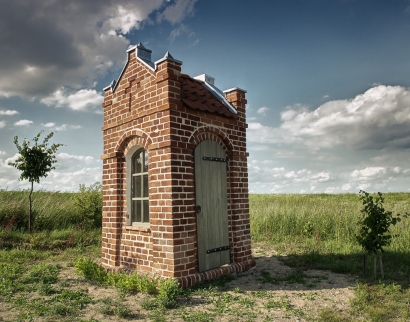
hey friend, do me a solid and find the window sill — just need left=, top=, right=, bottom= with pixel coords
left=125, top=225, right=151, bottom=233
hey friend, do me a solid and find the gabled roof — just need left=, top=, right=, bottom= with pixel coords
left=180, top=74, right=238, bottom=119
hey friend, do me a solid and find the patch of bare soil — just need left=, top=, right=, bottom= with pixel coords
left=224, top=244, right=357, bottom=321
left=76, top=245, right=355, bottom=321
left=2, top=246, right=357, bottom=321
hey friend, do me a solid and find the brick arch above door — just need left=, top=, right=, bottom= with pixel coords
left=188, top=126, right=233, bottom=157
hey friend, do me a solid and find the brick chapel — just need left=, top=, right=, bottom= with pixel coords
left=101, top=43, right=255, bottom=287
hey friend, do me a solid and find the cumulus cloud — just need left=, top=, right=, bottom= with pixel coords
left=0, top=156, right=20, bottom=188
left=247, top=122, right=283, bottom=145
left=257, top=107, right=269, bottom=116
left=344, top=166, right=410, bottom=192
left=41, top=123, right=82, bottom=131
left=157, top=0, right=197, bottom=24
left=247, top=157, right=410, bottom=193
left=0, top=121, right=5, bottom=128
left=41, top=88, right=104, bottom=113
left=0, top=109, right=19, bottom=115
left=0, top=152, right=101, bottom=191
left=248, top=159, right=339, bottom=193
left=14, top=119, right=33, bottom=126
left=0, top=0, right=197, bottom=98
left=57, top=153, right=95, bottom=164
left=249, top=85, right=410, bottom=151
left=56, top=124, right=82, bottom=131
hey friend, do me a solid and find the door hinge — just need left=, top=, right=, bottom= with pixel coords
left=202, top=156, right=226, bottom=162
left=206, top=245, right=230, bottom=254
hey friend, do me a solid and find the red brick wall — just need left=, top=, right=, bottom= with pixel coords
left=101, top=47, right=254, bottom=285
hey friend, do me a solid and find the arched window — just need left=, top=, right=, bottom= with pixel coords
left=130, top=148, right=149, bottom=224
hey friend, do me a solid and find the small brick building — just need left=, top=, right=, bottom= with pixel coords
left=101, top=43, right=255, bottom=287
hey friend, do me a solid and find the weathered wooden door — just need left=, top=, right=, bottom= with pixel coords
left=195, top=140, right=230, bottom=272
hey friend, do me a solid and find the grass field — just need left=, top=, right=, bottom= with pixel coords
left=250, top=193, right=410, bottom=279
left=0, top=191, right=409, bottom=321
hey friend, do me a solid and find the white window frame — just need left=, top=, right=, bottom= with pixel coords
left=126, top=145, right=149, bottom=226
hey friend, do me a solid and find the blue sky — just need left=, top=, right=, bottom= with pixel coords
left=1, top=0, right=410, bottom=193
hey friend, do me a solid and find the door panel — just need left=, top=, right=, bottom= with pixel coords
left=195, top=140, right=229, bottom=272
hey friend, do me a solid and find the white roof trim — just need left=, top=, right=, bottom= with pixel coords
left=105, top=47, right=184, bottom=92
left=223, top=87, right=247, bottom=94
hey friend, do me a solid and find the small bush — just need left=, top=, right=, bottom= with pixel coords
left=157, top=277, right=181, bottom=308
left=356, top=191, right=406, bottom=255
left=74, top=182, right=102, bottom=229
left=75, top=257, right=107, bottom=284
left=75, top=257, right=181, bottom=308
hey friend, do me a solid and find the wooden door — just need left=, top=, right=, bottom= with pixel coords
left=195, top=140, right=230, bottom=272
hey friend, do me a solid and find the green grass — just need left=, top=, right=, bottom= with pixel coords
left=0, top=182, right=102, bottom=231
left=0, top=189, right=77, bottom=230
left=1, top=191, right=410, bottom=321
left=250, top=193, right=410, bottom=279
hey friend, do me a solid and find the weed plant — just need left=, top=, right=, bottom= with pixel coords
left=75, top=257, right=181, bottom=308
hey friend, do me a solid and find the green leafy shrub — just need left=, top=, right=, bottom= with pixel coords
left=74, top=182, right=102, bottom=229
left=157, top=277, right=181, bottom=308
left=75, top=257, right=181, bottom=308
left=75, top=257, right=107, bottom=284
left=356, top=190, right=408, bottom=278
left=356, top=191, right=405, bottom=255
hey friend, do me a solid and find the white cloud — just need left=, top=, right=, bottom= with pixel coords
left=0, top=157, right=20, bottom=189
left=41, top=88, right=104, bottom=112
left=103, top=4, right=160, bottom=35
left=41, top=122, right=82, bottom=131
left=0, top=109, right=19, bottom=115
left=14, top=119, right=33, bottom=126
left=55, top=124, right=82, bottom=131
left=0, top=151, right=6, bottom=155
left=257, top=107, right=269, bottom=116
left=57, top=153, right=95, bottom=164
left=157, top=0, right=197, bottom=24
left=249, top=85, right=410, bottom=151
left=248, top=159, right=410, bottom=193
left=0, top=152, right=101, bottom=191
left=351, top=167, right=387, bottom=181
left=0, top=121, right=5, bottom=128
left=248, top=160, right=338, bottom=193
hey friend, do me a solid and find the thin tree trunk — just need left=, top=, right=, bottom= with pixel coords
left=373, top=256, right=377, bottom=279
left=363, top=254, right=366, bottom=278
left=379, top=254, right=384, bottom=280
left=29, top=181, right=33, bottom=233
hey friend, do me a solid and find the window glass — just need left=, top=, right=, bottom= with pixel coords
left=144, top=151, right=148, bottom=172
left=143, top=174, right=148, bottom=198
left=134, top=152, right=142, bottom=173
left=133, top=176, right=141, bottom=198
left=143, top=200, right=149, bottom=223
left=130, top=148, right=149, bottom=224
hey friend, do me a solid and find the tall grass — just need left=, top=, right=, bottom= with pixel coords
left=0, top=183, right=102, bottom=231
left=250, top=193, right=410, bottom=254
left=0, top=189, right=76, bottom=230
